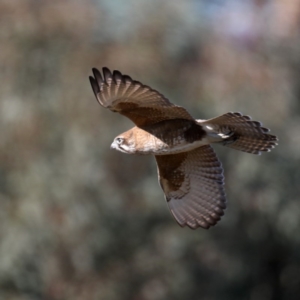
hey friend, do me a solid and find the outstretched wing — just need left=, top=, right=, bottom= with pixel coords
left=89, top=67, right=194, bottom=127
left=155, top=146, right=226, bottom=229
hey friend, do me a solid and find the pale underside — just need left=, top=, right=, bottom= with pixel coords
left=115, top=120, right=211, bottom=155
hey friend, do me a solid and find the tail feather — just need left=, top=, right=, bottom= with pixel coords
left=199, top=112, right=278, bottom=155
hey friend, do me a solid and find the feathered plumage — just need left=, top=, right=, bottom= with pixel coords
left=89, top=67, right=278, bottom=229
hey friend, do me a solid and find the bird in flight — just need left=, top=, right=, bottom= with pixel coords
left=89, top=67, right=278, bottom=229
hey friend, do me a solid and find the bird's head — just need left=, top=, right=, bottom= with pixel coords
left=110, top=130, right=136, bottom=154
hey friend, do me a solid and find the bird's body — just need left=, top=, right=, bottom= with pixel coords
left=89, top=67, right=278, bottom=229
left=115, top=120, right=209, bottom=155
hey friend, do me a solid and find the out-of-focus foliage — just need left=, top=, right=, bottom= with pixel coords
left=0, top=0, right=300, bottom=299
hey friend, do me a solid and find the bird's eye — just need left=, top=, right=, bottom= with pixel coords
left=116, top=137, right=123, bottom=144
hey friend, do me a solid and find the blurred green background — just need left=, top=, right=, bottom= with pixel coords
left=1, top=0, right=300, bottom=299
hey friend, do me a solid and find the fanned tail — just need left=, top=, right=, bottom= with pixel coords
left=199, top=112, right=278, bottom=155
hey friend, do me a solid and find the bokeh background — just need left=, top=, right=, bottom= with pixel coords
left=1, top=0, right=300, bottom=299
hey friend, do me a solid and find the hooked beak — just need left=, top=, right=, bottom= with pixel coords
left=110, top=141, right=117, bottom=150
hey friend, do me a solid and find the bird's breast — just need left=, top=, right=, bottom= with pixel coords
left=133, top=120, right=209, bottom=155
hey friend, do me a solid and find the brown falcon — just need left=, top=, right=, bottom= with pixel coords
left=89, top=67, right=278, bottom=229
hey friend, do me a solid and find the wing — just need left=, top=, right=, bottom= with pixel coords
left=155, top=146, right=226, bottom=229
left=89, top=67, right=194, bottom=127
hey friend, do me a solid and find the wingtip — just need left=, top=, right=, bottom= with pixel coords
left=102, top=66, right=110, bottom=72
left=112, top=70, right=124, bottom=83
left=89, top=76, right=100, bottom=98
left=92, top=68, right=103, bottom=83
left=102, top=67, right=112, bottom=79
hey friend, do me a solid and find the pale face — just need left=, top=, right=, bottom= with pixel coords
left=110, top=134, right=136, bottom=154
